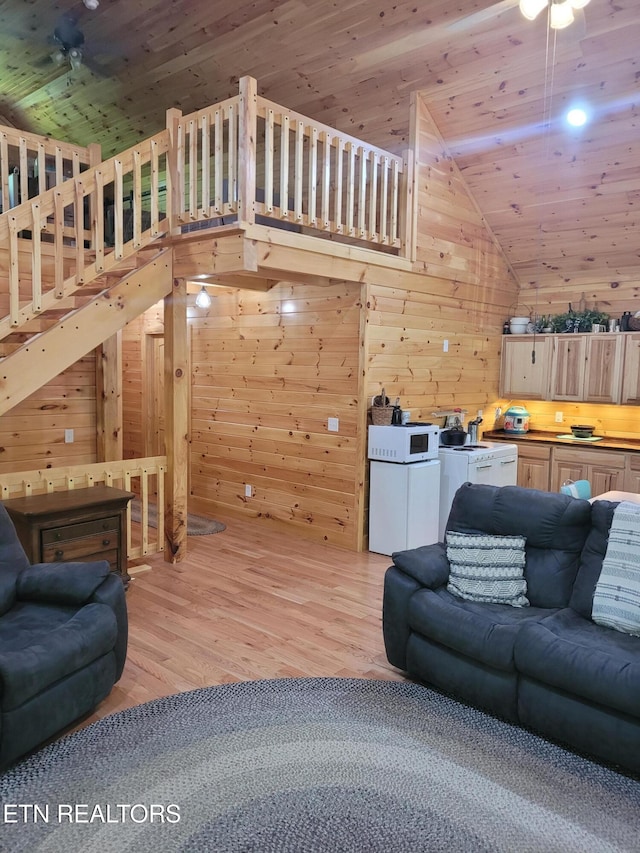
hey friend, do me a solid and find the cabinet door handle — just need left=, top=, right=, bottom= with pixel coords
left=102, top=538, right=111, bottom=547
left=476, top=464, right=493, bottom=470
left=54, top=549, right=64, bottom=560
left=501, top=459, right=516, bottom=465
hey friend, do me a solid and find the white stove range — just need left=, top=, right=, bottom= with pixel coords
left=438, top=441, right=518, bottom=541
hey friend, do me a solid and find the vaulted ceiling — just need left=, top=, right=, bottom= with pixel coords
left=1, top=0, right=638, bottom=297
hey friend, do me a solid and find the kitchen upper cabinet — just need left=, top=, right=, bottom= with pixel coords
left=621, top=333, right=640, bottom=405
left=550, top=447, right=626, bottom=494
left=583, top=335, right=624, bottom=403
left=549, top=336, right=585, bottom=401
left=500, top=332, right=626, bottom=403
left=499, top=336, right=551, bottom=400
left=516, top=443, right=550, bottom=491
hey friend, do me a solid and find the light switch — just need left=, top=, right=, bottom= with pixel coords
left=328, top=418, right=339, bottom=432
left=64, top=429, right=74, bottom=443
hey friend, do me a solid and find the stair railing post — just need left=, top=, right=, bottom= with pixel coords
left=238, top=76, right=257, bottom=227
left=166, top=107, right=183, bottom=236
left=87, top=143, right=102, bottom=250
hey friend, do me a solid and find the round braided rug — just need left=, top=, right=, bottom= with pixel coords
left=1, top=677, right=639, bottom=852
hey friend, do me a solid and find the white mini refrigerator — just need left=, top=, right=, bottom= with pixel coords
left=368, top=459, right=441, bottom=556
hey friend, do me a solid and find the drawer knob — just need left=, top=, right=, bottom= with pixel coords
left=54, top=550, right=64, bottom=560
left=102, top=538, right=111, bottom=547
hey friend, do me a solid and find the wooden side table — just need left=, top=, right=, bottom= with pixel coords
left=3, top=485, right=135, bottom=586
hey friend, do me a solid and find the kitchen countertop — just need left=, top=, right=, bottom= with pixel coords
left=482, top=429, right=640, bottom=453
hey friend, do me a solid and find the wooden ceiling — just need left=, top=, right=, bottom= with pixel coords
left=1, top=0, right=638, bottom=298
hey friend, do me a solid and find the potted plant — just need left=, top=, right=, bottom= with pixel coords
left=549, top=307, right=610, bottom=333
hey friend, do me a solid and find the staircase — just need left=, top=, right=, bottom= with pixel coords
left=0, top=130, right=173, bottom=415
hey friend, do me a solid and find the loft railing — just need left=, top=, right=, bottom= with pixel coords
left=0, top=76, right=412, bottom=341
left=0, top=127, right=97, bottom=215
left=169, top=76, right=412, bottom=253
left=0, top=456, right=167, bottom=561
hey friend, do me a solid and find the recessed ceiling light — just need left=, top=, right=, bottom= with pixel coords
left=566, top=107, right=588, bottom=127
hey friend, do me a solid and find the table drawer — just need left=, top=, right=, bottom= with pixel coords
left=42, top=516, right=119, bottom=545
left=42, top=532, right=118, bottom=562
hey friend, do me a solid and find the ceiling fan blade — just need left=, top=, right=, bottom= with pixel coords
left=446, top=0, right=521, bottom=33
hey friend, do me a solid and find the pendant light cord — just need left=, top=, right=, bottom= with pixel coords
left=532, top=9, right=558, bottom=365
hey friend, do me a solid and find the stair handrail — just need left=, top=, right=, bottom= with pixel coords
left=0, top=124, right=97, bottom=216
left=0, top=129, right=171, bottom=340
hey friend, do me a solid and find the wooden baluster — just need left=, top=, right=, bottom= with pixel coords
left=74, top=177, right=85, bottom=282
left=391, top=158, right=399, bottom=245
left=18, top=137, right=28, bottom=204
left=53, top=189, right=64, bottom=297
left=228, top=104, right=237, bottom=210
left=214, top=109, right=223, bottom=214
left=321, top=131, right=331, bottom=230
left=265, top=108, right=274, bottom=214
left=369, top=152, right=379, bottom=241
left=188, top=118, right=197, bottom=219
left=113, top=158, right=124, bottom=258
left=308, top=126, right=318, bottom=227
left=279, top=113, right=289, bottom=219
left=0, top=131, right=9, bottom=212
left=133, top=147, right=142, bottom=247
left=294, top=120, right=304, bottom=222
left=334, top=137, right=344, bottom=234
left=358, top=146, right=367, bottom=238
left=201, top=113, right=211, bottom=216
left=8, top=215, right=19, bottom=326
left=31, top=202, right=42, bottom=313
left=94, top=168, right=105, bottom=271
left=380, top=157, right=389, bottom=244
left=346, top=142, right=355, bottom=236
left=150, top=139, right=160, bottom=236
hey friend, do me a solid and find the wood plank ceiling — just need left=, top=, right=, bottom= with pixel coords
left=1, top=0, right=638, bottom=298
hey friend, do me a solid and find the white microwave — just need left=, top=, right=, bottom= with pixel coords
left=368, top=424, right=440, bottom=463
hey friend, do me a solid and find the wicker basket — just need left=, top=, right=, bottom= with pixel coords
left=371, top=405, right=394, bottom=425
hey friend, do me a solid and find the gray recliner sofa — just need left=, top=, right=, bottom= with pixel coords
left=383, top=482, right=640, bottom=774
left=0, top=503, right=128, bottom=769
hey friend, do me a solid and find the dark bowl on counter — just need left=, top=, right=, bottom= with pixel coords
left=440, top=428, right=468, bottom=446
left=570, top=424, right=596, bottom=439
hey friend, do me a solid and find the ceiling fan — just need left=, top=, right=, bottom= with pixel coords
left=47, top=1, right=112, bottom=75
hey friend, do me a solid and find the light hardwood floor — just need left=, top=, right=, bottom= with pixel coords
left=84, top=514, right=405, bottom=726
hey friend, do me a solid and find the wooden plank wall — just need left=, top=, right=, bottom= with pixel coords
left=0, top=355, right=97, bottom=473
left=364, top=95, right=518, bottom=420
left=496, top=400, right=640, bottom=441
left=189, top=282, right=363, bottom=548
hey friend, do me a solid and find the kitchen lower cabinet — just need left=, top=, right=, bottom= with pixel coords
left=624, top=454, right=640, bottom=493
left=516, top=444, right=551, bottom=491
left=550, top=447, right=626, bottom=494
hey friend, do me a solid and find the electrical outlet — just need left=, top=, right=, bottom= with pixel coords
left=555, top=411, right=564, bottom=423
left=443, top=339, right=449, bottom=353
left=328, top=417, right=339, bottom=432
left=64, top=429, right=74, bottom=443
left=495, top=407, right=502, bottom=419
left=244, top=484, right=252, bottom=498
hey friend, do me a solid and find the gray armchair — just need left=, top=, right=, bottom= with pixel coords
left=0, top=503, right=127, bottom=768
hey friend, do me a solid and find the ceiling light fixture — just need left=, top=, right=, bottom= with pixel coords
left=519, top=0, right=590, bottom=27
left=83, top=0, right=100, bottom=9
left=68, top=47, right=83, bottom=71
left=195, top=286, right=212, bottom=309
